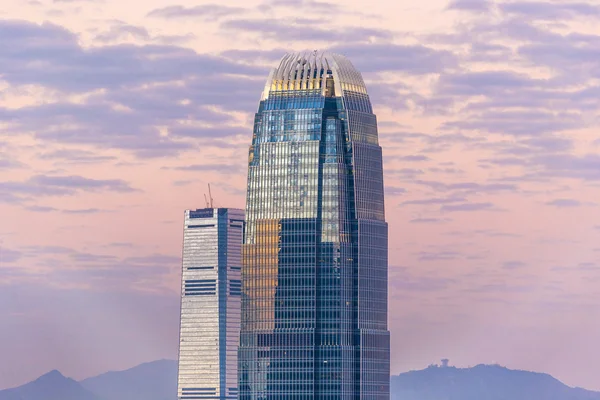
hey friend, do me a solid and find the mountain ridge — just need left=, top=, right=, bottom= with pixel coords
left=1, top=360, right=598, bottom=400
left=391, top=363, right=600, bottom=400
left=0, top=369, right=100, bottom=400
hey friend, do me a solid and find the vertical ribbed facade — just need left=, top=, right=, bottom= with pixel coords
left=239, top=52, right=389, bottom=400
left=177, top=208, right=245, bottom=400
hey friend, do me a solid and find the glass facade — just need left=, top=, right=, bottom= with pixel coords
left=239, top=52, right=389, bottom=399
left=177, top=208, right=245, bottom=400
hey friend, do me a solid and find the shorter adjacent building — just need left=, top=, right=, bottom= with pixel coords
left=177, top=208, right=245, bottom=400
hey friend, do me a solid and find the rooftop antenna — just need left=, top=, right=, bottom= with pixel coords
left=204, top=193, right=209, bottom=208
left=208, top=183, right=214, bottom=208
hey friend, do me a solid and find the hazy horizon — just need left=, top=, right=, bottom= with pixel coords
left=1, top=0, right=599, bottom=392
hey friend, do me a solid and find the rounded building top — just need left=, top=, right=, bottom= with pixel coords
left=261, top=50, right=368, bottom=100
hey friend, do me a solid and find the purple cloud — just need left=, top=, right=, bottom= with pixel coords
left=417, top=251, right=462, bottom=261
left=147, top=4, right=246, bottom=19
left=409, top=218, right=451, bottom=224
left=447, top=0, right=492, bottom=12
left=398, top=155, right=431, bottom=162
left=385, top=186, right=407, bottom=196
left=0, top=20, right=263, bottom=91
left=502, top=261, right=526, bottom=270
left=39, top=149, right=117, bottom=164
left=545, top=198, right=582, bottom=207
left=330, top=43, right=458, bottom=74
left=500, top=1, right=600, bottom=20
left=221, top=18, right=391, bottom=43
left=402, top=196, right=467, bottom=206
left=441, top=202, right=495, bottom=212
left=0, top=174, right=138, bottom=203
left=0, top=248, right=22, bottom=263
left=170, top=163, right=241, bottom=174
left=442, top=110, right=583, bottom=136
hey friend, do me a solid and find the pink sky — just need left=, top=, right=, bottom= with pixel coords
left=1, top=0, right=600, bottom=392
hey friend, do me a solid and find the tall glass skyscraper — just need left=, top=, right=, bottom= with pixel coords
left=177, top=208, right=245, bottom=400
left=239, top=52, right=389, bottom=399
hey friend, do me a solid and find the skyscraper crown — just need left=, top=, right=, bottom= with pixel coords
left=261, top=50, right=368, bottom=99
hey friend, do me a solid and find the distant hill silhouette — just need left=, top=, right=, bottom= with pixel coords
left=391, top=363, right=600, bottom=400
left=0, top=370, right=99, bottom=400
left=80, top=359, right=177, bottom=400
left=2, top=360, right=599, bottom=400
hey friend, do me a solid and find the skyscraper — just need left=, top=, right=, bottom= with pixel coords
left=177, top=208, right=245, bottom=400
left=239, top=52, right=389, bottom=399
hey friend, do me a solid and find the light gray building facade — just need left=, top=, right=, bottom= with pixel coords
left=177, top=208, right=245, bottom=400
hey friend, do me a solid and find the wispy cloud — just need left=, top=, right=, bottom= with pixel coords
left=545, top=198, right=582, bottom=207
left=502, top=261, right=527, bottom=270
left=409, top=218, right=451, bottom=224
left=441, top=202, right=496, bottom=212
left=147, top=4, right=246, bottom=20
left=0, top=174, right=138, bottom=203
left=404, top=196, right=467, bottom=206
left=221, top=18, right=392, bottom=43
left=499, top=1, right=600, bottom=21
left=447, top=0, right=493, bottom=12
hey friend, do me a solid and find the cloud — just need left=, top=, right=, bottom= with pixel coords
left=10, top=245, right=179, bottom=293
left=147, top=4, right=246, bottom=19
left=89, top=27, right=143, bottom=43
left=25, top=206, right=59, bottom=213
left=0, top=20, right=268, bottom=158
left=519, top=41, right=600, bottom=78
left=409, top=218, right=451, bottom=224
left=0, top=174, right=138, bottom=203
left=39, top=149, right=117, bottom=164
left=534, top=153, right=600, bottom=181
left=62, top=208, right=107, bottom=214
left=414, top=180, right=518, bottom=194
left=25, top=206, right=110, bottom=215
left=390, top=272, right=455, bottom=292
left=0, top=20, right=262, bottom=91
left=0, top=248, right=22, bottom=263
left=32, top=175, right=136, bottom=192
left=385, top=186, right=407, bottom=196
left=265, top=0, right=341, bottom=11
left=545, top=198, right=582, bottom=207
left=69, top=252, right=118, bottom=263
left=576, top=262, right=599, bottom=271
left=440, top=202, right=496, bottom=212
left=402, top=196, right=466, bottom=206
left=502, top=260, right=526, bottom=269
left=168, top=125, right=246, bottom=139
left=499, top=1, right=600, bottom=21
left=437, top=70, right=546, bottom=97
left=398, top=155, right=431, bottom=162
left=447, top=0, right=493, bottom=12
left=220, top=48, right=287, bottom=64
left=22, top=245, right=74, bottom=255
left=2, top=98, right=236, bottom=158
left=0, top=153, right=25, bottom=169
left=442, top=110, right=583, bottom=136
left=389, top=168, right=425, bottom=178
left=123, top=254, right=180, bottom=265
left=330, top=43, right=458, bottom=74
left=171, top=163, right=242, bottom=174
left=417, top=251, right=462, bottom=261
left=221, top=19, right=392, bottom=43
